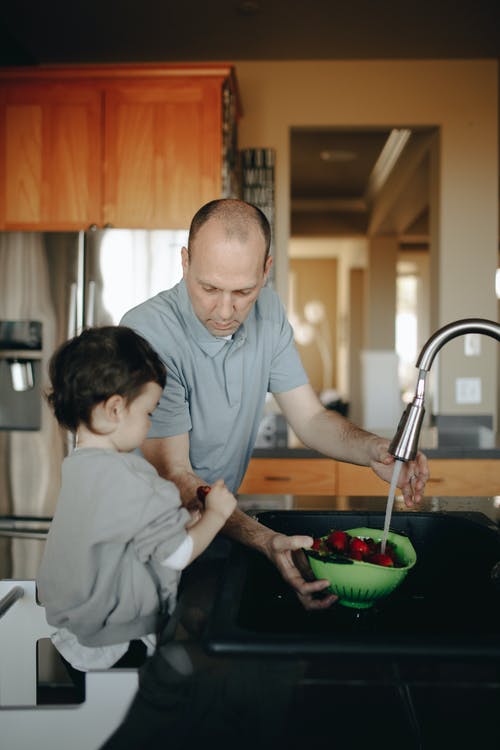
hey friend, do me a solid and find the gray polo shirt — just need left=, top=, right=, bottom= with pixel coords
left=121, top=280, right=308, bottom=492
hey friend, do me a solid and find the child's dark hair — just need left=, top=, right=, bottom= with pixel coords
left=47, top=326, right=167, bottom=433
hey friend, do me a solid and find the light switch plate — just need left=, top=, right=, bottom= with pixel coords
left=464, top=333, right=481, bottom=356
left=455, top=377, right=482, bottom=404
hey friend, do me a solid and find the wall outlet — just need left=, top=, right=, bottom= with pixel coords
left=455, top=377, right=482, bottom=404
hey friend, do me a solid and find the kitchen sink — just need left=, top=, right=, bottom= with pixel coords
left=204, top=510, right=500, bottom=658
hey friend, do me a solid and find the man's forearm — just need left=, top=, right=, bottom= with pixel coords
left=276, top=384, right=383, bottom=467
left=166, top=468, right=206, bottom=506
left=298, top=409, right=382, bottom=466
left=220, top=506, right=274, bottom=558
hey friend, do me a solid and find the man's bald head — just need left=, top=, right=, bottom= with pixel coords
left=187, top=199, right=271, bottom=268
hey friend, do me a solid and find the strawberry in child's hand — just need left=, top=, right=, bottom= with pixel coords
left=311, top=537, right=322, bottom=551
left=327, top=530, right=349, bottom=552
left=196, top=485, right=211, bottom=505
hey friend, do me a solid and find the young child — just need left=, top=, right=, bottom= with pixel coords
left=37, top=325, right=236, bottom=672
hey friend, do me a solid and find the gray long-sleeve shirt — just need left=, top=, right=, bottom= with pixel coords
left=37, top=448, right=190, bottom=647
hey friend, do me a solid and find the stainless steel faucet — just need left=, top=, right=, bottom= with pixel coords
left=389, top=318, right=500, bottom=461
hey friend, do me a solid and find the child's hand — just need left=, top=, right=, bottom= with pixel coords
left=204, top=478, right=237, bottom=522
left=185, top=508, right=202, bottom=529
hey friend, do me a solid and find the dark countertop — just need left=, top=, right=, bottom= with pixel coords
left=236, top=493, right=500, bottom=524
left=3, top=499, right=500, bottom=747
left=102, top=494, right=500, bottom=749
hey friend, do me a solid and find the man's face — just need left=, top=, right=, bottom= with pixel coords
left=182, top=218, right=272, bottom=337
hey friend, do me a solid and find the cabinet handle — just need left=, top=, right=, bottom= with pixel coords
left=264, top=475, right=291, bottom=482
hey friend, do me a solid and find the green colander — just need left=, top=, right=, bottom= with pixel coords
left=305, top=527, right=417, bottom=609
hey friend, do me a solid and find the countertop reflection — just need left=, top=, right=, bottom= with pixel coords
left=1, top=495, right=499, bottom=581
left=252, top=445, right=500, bottom=459
left=253, top=424, right=500, bottom=458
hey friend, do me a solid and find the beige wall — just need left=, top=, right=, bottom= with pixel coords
left=234, top=60, right=499, bottom=427
left=366, top=235, right=398, bottom=350
left=288, top=257, right=338, bottom=393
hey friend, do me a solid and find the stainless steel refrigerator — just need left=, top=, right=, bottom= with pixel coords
left=0, top=227, right=187, bottom=578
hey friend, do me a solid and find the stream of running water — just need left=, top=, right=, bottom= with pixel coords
left=380, top=458, right=404, bottom=554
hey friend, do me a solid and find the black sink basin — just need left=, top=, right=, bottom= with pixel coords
left=204, top=510, right=500, bottom=658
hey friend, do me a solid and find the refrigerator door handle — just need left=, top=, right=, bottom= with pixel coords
left=67, top=282, right=78, bottom=339
left=85, top=280, right=96, bottom=328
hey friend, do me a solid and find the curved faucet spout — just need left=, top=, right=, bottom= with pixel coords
left=416, top=318, right=500, bottom=372
left=389, top=317, right=500, bottom=462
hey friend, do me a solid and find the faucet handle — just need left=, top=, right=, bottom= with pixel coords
left=389, top=399, right=426, bottom=462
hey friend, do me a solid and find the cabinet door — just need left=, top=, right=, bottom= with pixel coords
left=425, top=459, right=500, bottom=496
left=0, top=82, right=102, bottom=230
left=336, top=458, right=500, bottom=497
left=238, top=459, right=337, bottom=495
left=335, top=462, right=390, bottom=496
left=103, top=77, right=223, bottom=228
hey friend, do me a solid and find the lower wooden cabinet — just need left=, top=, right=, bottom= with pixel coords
left=238, top=458, right=337, bottom=495
left=335, top=462, right=389, bottom=496
left=239, top=457, right=499, bottom=497
left=423, top=459, right=499, bottom=497
left=336, top=458, right=499, bottom=497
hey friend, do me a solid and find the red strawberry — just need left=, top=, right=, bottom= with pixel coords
left=350, top=550, right=364, bottom=561
left=374, top=540, right=395, bottom=556
left=349, top=536, right=370, bottom=559
left=368, top=552, right=394, bottom=567
left=196, top=485, right=211, bottom=505
left=326, top=530, right=349, bottom=552
left=311, top=538, right=322, bottom=551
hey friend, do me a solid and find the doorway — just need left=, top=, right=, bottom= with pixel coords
left=288, top=125, right=434, bottom=428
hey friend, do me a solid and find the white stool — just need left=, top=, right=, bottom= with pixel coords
left=0, top=579, right=139, bottom=749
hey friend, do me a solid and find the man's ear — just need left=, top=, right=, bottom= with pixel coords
left=181, top=246, right=189, bottom=276
left=263, top=255, right=273, bottom=282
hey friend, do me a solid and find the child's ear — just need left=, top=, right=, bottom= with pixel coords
left=87, top=395, right=124, bottom=435
left=104, top=394, right=126, bottom=422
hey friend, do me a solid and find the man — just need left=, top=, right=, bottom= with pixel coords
left=121, top=198, right=428, bottom=610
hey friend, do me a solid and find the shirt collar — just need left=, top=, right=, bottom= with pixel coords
left=178, top=280, right=248, bottom=358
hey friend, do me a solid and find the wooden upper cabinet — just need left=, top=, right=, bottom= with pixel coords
left=104, top=77, right=224, bottom=228
left=0, top=65, right=239, bottom=230
left=0, top=81, right=102, bottom=230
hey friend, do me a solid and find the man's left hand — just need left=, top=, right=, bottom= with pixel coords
left=264, top=532, right=338, bottom=611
